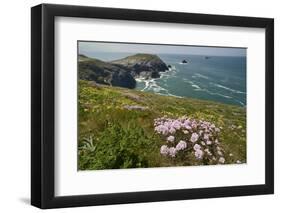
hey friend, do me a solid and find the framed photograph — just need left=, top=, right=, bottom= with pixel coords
left=31, top=3, right=274, bottom=209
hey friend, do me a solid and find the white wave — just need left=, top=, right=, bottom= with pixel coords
left=138, top=78, right=169, bottom=95
left=135, top=71, right=184, bottom=99
left=135, top=78, right=146, bottom=82
left=193, top=86, right=245, bottom=106
left=213, top=93, right=232, bottom=99
left=191, top=84, right=201, bottom=90
left=184, top=79, right=203, bottom=91
left=233, top=99, right=246, bottom=106
left=152, top=85, right=168, bottom=93
left=135, top=66, right=178, bottom=94
left=156, top=92, right=183, bottom=99
left=210, top=83, right=246, bottom=94
left=203, top=89, right=231, bottom=99
left=168, top=66, right=177, bottom=71
left=142, top=79, right=155, bottom=91
left=135, top=68, right=245, bottom=106
left=160, top=72, right=174, bottom=79
left=167, top=93, right=183, bottom=98
left=193, top=73, right=210, bottom=80
left=145, top=67, right=177, bottom=85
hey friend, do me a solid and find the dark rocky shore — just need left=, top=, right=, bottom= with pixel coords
left=78, top=53, right=168, bottom=89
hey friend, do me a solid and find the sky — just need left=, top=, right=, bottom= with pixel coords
left=78, top=41, right=246, bottom=57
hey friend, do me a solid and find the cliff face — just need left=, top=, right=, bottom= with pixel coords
left=78, top=54, right=168, bottom=89
left=111, top=54, right=168, bottom=79
left=79, top=55, right=136, bottom=89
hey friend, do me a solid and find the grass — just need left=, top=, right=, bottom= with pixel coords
left=78, top=80, right=246, bottom=170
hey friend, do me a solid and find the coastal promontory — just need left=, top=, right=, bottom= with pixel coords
left=78, top=54, right=168, bottom=89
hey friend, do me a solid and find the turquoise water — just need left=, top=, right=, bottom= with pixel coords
left=136, top=54, right=246, bottom=106
left=83, top=52, right=246, bottom=106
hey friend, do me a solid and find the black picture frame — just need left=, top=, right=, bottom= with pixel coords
left=31, top=3, right=274, bottom=209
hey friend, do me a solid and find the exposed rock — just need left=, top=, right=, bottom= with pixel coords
left=111, top=70, right=136, bottom=89
left=151, top=71, right=161, bottom=78
left=78, top=54, right=168, bottom=89
left=111, top=53, right=168, bottom=79
left=88, top=81, right=101, bottom=89
left=78, top=55, right=136, bottom=89
left=122, top=92, right=142, bottom=102
left=123, top=105, right=149, bottom=111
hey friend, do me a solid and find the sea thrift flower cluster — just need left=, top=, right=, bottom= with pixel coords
left=176, top=140, right=187, bottom=151
left=155, top=116, right=225, bottom=164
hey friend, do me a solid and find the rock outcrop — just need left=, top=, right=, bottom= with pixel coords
left=111, top=54, right=168, bottom=79
left=78, top=54, right=168, bottom=89
left=79, top=55, right=135, bottom=89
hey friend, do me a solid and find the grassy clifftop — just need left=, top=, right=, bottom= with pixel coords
left=78, top=80, right=246, bottom=170
left=111, top=53, right=167, bottom=67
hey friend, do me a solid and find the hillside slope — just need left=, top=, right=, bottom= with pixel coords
left=78, top=80, right=246, bottom=170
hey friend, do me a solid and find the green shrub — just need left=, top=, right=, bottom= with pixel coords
left=78, top=121, right=155, bottom=170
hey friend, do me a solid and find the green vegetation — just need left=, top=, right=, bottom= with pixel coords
left=78, top=54, right=168, bottom=89
left=111, top=53, right=166, bottom=66
left=78, top=80, right=246, bottom=170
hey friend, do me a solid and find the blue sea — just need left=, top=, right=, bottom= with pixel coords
left=84, top=52, right=246, bottom=106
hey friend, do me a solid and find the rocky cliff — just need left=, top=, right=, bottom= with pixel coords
left=78, top=54, right=168, bottom=89
left=111, top=53, right=168, bottom=79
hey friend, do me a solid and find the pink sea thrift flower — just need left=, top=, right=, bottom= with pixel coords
left=160, top=145, right=169, bottom=156
left=169, top=147, right=177, bottom=157
left=155, top=117, right=222, bottom=162
left=206, top=140, right=212, bottom=145
left=190, top=133, right=199, bottom=143
left=194, top=149, right=204, bottom=159
left=203, top=134, right=209, bottom=140
left=191, top=123, right=197, bottom=129
left=185, top=125, right=192, bottom=130
left=172, top=120, right=181, bottom=130
left=193, top=144, right=201, bottom=151
left=183, top=120, right=192, bottom=130
left=167, top=135, right=175, bottom=142
left=183, top=119, right=191, bottom=125
left=218, top=157, right=225, bottom=164
left=176, top=140, right=187, bottom=151
left=155, top=125, right=169, bottom=135
left=169, top=127, right=176, bottom=134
